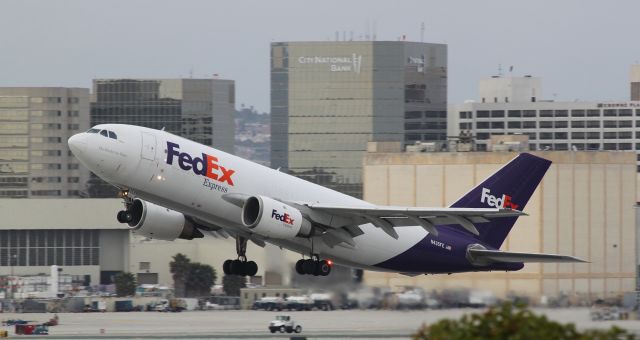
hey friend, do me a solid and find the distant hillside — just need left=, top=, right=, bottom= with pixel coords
left=235, top=107, right=270, bottom=166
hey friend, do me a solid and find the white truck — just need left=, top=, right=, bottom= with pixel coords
left=268, top=315, right=302, bottom=334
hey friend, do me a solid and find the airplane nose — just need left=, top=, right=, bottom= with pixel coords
left=67, top=134, right=86, bottom=157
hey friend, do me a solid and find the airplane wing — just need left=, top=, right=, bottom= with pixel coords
left=222, top=193, right=524, bottom=247
left=467, top=248, right=587, bottom=264
left=297, top=202, right=524, bottom=239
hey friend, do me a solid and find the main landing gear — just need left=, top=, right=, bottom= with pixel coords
left=295, top=255, right=332, bottom=276
left=223, top=237, right=258, bottom=277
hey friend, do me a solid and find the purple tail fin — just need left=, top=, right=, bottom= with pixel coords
left=450, top=153, right=551, bottom=248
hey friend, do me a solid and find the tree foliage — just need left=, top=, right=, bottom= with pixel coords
left=413, top=303, right=633, bottom=340
left=169, top=253, right=216, bottom=297
left=185, top=263, right=216, bottom=297
left=114, top=272, right=137, bottom=297
left=222, top=274, right=246, bottom=297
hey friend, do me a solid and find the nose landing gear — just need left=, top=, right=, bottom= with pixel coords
left=295, top=255, right=331, bottom=276
left=223, top=237, right=258, bottom=277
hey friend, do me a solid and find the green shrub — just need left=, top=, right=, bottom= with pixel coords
left=413, top=303, right=634, bottom=340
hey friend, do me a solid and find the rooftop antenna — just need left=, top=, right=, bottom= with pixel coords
left=420, top=22, right=425, bottom=42
left=365, top=19, right=370, bottom=40
left=189, top=67, right=194, bottom=79
left=373, top=20, right=377, bottom=41
left=498, top=64, right=503, bottom=77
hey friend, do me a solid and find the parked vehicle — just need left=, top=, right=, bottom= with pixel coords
left=252, top=297, right=286, bottom=311
left=268, top=315, right=302, bottom=334
left=154, top=299, right=187, bottom=312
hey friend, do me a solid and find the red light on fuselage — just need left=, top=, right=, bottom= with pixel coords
left=327, top=260, right=333, bottom=266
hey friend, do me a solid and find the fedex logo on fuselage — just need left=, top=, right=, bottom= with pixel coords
left=272, top=209, right=294, bottom=225
left=166, top=142, right=235, bottom=186
left=480, top=187, right=519, bottom=210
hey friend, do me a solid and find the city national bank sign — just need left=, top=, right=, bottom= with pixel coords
left=297, top=54, right=363, bottom=74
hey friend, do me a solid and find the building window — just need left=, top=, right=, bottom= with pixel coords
left=554, top=132, right=567, bottom=139
left=586, top=121, right=600, bottom=128
left=554, top=110, right=568, bottom=117
left=490, top=110, right=504, bottom=118
left=522, top=110, right=536, bottom=117
left=604, top=132, right=617, bottom=139
left=619, top=143, right=632, bottom=150
left=507, top=121, right=521, bottom=129
left=587, top=132, right=600, bottom=139
left=540, top=121, right=553, bottom=128
left=539, top=132, right=553, bottom=140
left=619, top=131, right=632, bottom=139
left=619, top=109, right=632, bottom=116
left=619, top=120, right=632, bottom=128
left=571, top=121, right=585, bottom=128
left=587, top=110, right=600, bottom=117
left=555, top=121, right=568, bottom=128
left=522, top=121, right=536, bottom=129
left=459, top=123, right=471, bottom=130
left=603, top=109, right=617, bottom=117
left=139, top=262, right=150, bottom=271
left=603, top=121, right=617, bottom=128
left=490, top=122, right=504, bottom=129
left=476, top=122, right=489, bottom=129
left=540, top=110, right=553, bottom=117
left=603, top=143, right=617, bottom=150
left=571, top=110, right=585, bottom=117
left=571, top=132, right=585, bottom=139
left=405, top=111, right=422, bottom=119
left=477, top=111, right=489, bottom=118
left=554, top=143, right=568, bottom=150
left=508, top=110, right=521, bottom=118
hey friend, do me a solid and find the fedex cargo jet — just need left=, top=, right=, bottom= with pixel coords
left=68, top=124, right=584, bottom=277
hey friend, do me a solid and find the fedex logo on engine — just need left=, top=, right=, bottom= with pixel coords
left=166, top=142, right=235, bottom=186
left=272, top=209, right=295, bottom=225
left=481, top=187, right=519, bottom=210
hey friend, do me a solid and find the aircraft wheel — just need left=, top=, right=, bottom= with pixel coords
left=246, top=261, right=258, bottom=276
left=295, top=260, right=305, bottom=275
left=222, top=259, right=233, bottom=275
left=230, top=259, right=244, bottom=276
left=318, top=260, right=331, bottom=276
left=302, top=259, right=315, bottom=275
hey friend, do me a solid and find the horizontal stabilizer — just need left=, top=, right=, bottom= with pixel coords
left=467, top=248, right=586, bottom=265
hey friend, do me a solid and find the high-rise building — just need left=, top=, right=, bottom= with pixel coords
left=631, top=65, right=640, bottom=101
left=450, top=75, right=640, bottom=170
left=89, top=78, right=236, bottom=197
left=271, top=41, right=447, bottom=198
left=0, top=87, right=90, bottom=198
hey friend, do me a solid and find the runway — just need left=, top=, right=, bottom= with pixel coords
left=1, top=308, right=638, bottom=339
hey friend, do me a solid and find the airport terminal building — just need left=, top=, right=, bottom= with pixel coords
left=362, top=145, right=637, bottom=300
left=271, top=40, right=447, bottom=198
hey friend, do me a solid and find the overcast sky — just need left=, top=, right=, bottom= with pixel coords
left=1, top=0, right=638, bottom=112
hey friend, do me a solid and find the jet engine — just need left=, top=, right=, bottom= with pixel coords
left=119, top=199, right=204, bottom=241
left=241, top=195, right=312, bottom=239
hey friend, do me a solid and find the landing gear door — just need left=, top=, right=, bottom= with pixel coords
left=141, top=132, right=157, bottom=161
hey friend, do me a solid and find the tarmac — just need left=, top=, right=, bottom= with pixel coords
left=0, top=308, right=638, bottom=339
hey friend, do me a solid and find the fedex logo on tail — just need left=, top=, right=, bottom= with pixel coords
left=481, top=187, right=519, bottom=210
left=166, top=142, right=235, bottom=186
left=272, top=209, right=294, bottom=225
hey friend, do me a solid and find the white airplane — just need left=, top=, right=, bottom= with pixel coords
left=68, top=124, right=584, bottom=277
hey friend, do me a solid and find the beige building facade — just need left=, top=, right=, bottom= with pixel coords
left=0, top=87, right=90, bottom=198
left=363, top=150, right=637, bottom=300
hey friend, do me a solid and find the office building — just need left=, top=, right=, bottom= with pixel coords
left=450, top=75, right=640, bottom=170
left=271, top=41, right=447, bottom=198
left=90, top=78, right=236, bottom=197
left=0, top=87, right=90, bottom=198
left=363, top=145, right=636, bottom=300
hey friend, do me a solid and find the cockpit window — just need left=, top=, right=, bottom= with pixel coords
left=100, top=130, right=108, bottom=137
left=108, top=131, right=117, bottom=139
left=87, top=129, right=100, bottom=133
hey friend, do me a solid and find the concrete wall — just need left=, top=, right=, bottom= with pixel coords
left=363, top=151, right=637, bottom=300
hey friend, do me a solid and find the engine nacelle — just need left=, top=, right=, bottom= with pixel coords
left=127, top=199, right=203, bottom=241
left=241, top=195, right=312, bottom=239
